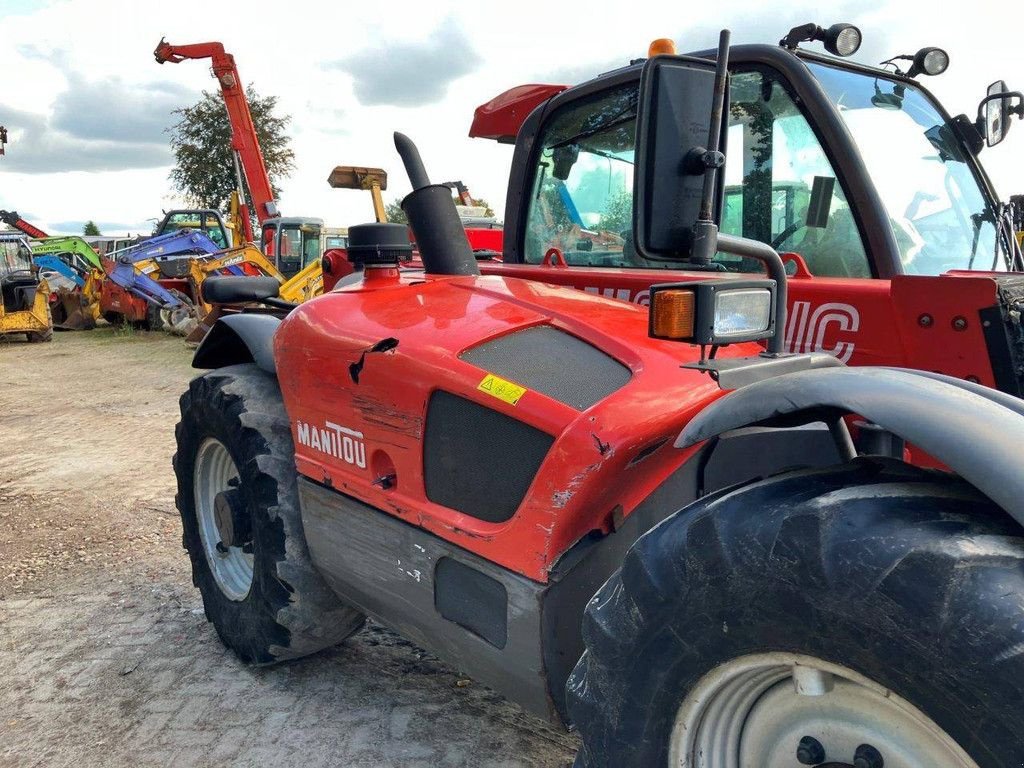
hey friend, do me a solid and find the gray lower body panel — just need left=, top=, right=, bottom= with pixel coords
left=297, top=478, right=556, bottom=720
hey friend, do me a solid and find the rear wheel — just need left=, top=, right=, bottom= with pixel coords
left=26, top=303, right=53, bottom=343
left=567, top=458, right=1024, bottom=767
left=144, top=300, right=164, bottom=331
left=173, top=364, right=365, bottom=663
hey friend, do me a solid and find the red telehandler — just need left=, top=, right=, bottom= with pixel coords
left=469, top=25, right=1024, bottom=409
left=154, top=38, right=324, bottom=280
left=175, top=30, right=1024, bottom=766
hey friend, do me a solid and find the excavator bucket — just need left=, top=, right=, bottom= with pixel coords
left=329, top=166, right=388, bottom=223
left=158, top=290, right=199, bottom=337
left=184, top=304, right=227, bottom=346
left=51, top=289, right=97, bottom=331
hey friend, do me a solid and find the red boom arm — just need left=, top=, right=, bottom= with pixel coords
left=0, top=210, right=48, bottom=239
left=154, top=38, right=280, bottom=242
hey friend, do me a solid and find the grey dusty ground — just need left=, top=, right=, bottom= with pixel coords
left=0, top=328, right=579, bottom=768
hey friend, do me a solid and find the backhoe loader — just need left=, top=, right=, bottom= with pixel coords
left=0, top=234, right=52, bottom=343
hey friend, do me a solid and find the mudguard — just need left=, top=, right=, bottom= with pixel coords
left=677, top=366, right=1024, bottom=524
left=191, top=313, right=280, bottom=374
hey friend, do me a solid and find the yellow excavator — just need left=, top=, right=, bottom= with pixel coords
left=183, top=243, right=324, bottom=342
left=0, top=234, right=53, bottom=343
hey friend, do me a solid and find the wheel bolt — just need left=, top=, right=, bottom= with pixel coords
left=796, top=735, right=826, bottom=765
left=854, top=743, right=884, bottom=768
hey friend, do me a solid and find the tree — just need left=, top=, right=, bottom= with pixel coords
left=168, top=87, right=295, bottom=215
left=385, top=199, right=408, bottom=224
left=82, top=221, right=101, bottom=236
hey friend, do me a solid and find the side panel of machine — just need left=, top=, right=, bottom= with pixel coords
left=297, top=478, right=556, bottom=719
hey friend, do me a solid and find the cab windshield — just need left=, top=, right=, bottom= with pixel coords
left=808, top=61, right=1004, bottom=273
left=1, top=238, right=34, bottom=278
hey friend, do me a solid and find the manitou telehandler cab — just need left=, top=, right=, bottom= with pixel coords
left=470, top=23, right=1024, bottom=399
left=176, top=33, right=1024, bottom=767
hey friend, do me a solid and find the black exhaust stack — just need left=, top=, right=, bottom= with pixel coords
left=394, top=133, right=479, bottom=277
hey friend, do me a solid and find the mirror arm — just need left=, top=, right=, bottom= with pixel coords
left=717, top=232, right=788, bottom=355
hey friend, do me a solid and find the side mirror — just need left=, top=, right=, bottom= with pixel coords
left=986, top=80, right=1010, bottom=147
left=633, top=54, right=725, bottom=261
left=978, top=80, right=1024, bottom=147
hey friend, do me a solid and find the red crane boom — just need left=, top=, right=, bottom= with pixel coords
left=154, top=38, right=281, bottom=242
left=0, top=210, right=48, bottom=239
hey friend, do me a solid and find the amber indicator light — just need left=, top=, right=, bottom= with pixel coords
left=652, top=289, right=695, bottom=339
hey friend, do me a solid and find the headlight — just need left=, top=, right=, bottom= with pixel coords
left=826, top=24, right=862, bottom=57
left=649, top=279, right=777, bottom=345
left=713, top=288, right=773, bottom=338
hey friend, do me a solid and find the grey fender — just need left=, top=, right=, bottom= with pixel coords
left=192, top=314, right=281, bottom=374
left=677, top=366, right=1024, bottom=524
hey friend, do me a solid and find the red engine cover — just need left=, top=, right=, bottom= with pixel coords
left=274, top=272, right=757, bottom=582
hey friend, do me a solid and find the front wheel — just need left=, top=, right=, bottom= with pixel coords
left=568, top=458, right=1024, bottom=767
left=173, top=364, right=364, bottom=663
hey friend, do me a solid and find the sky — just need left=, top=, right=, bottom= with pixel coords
left=1, top=0, right=1022, bottom=236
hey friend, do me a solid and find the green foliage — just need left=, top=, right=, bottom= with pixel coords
left=82, top=220, right=101, bottom=236
left=598, top=190, right=631, bottom=234
left=385, top=199, right=408, bottom=224
left=168, top=87, right=295, bottom=213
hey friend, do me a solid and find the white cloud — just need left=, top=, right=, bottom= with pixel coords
left=325, top=17, right=482, bottom=107
left=0, top=0, right=1021, bottom=238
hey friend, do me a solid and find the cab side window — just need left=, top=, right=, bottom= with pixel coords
left=523, top=86, right=638, bottom=267
left=721, top=70, right=870, bottom=277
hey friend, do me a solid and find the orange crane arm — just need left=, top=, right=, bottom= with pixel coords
left=154, top=38, right=281, bottom=242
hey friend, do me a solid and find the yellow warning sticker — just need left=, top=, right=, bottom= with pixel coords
left=477, top=373, right=527, bottom=406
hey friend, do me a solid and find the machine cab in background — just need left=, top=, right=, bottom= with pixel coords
left=260, top=217, right=324, bottom=278
left=155, top=209, right=232, bottom=249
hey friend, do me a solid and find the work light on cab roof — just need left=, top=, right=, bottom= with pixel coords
left=780, top=22, right=862, bottom=57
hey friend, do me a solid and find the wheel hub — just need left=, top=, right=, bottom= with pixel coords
left=668, top=653, right=978, bottom=768
left=193, top=438, right=254, bottom=601
left=213, top=487, right=249, bottom=549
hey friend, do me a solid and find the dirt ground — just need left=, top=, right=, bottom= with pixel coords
left=0, top=327, right=578, bottom=767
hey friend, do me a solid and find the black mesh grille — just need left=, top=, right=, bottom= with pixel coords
left=460, top=326, right=631, bottom=410
left=424, top=391, right=552, bottom=522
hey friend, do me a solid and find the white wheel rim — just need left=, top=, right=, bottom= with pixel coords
left=193, top=438, right=254, bottom=601
left=668, top=652, right=978, bottom=768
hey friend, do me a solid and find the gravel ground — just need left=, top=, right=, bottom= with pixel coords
left=0, top=327, right=579, bottom=767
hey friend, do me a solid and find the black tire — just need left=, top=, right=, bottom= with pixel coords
left=568, top=457, right=1024, bottom=767
left=173, top=363, right=365, bottom=663
left=26, top=303, right=53, bottom=343
left=26, top=327, right=53, bottom=343
left=102, top=311, right=121, bottom=325
left=144, top=301, right=163, bottom=331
